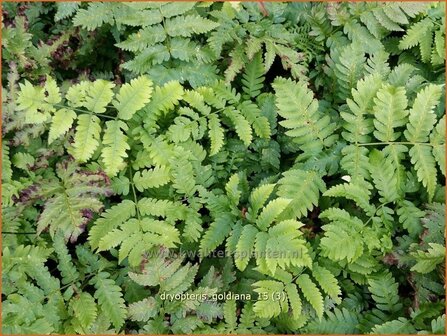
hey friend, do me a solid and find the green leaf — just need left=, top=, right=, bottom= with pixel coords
left=48, top=108, right=77, bottom=144
left=101, top=120, right=130, bottom=177
left=114, top=76, right=153, bottom=120
left=70, top=293, right=97, bottom=329
left=72, top=114, right=101, bottom=162
left=296, top=274, right=324, bottom=319
left=91, top=272, right=126, bottom=330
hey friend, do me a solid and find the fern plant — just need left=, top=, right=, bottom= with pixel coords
left=2, top=2, right=446, bottom=335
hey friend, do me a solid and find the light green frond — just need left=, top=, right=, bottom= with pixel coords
left=164, top=15, right=218, bottom=37
left=324, top=181, right=375, bottom=216
left=238, top=101, right=270, bottom=139
left=342, top=73, right=382, bottom=143
left=411, top=243, right=445, bottom=274
left=404, top=84, right=442, bottom=143
left=296, top=274, right=324, bottom=319
left=277, top=169, right=326, bottom=218
left=242, top=52, right=265, bottom=99
left=72, top=114, right=101, bottom=163
left=223, top=107, right=252, bottom=146
left=256, top=198, right=291, bottom=231
left=285, top=283, right=302, bottom=320
left=101, top=120, right=129, bottom=177
left=70, top=292, right=97, bottom=330
left=369, top=149, right=399, bottom=203
left=145, top=81, right=184, bottom=115
left=48, top=108, right=77, bottom=144
left=372, top=85, right=408, bottom=142
left=113, top=76, right=153, bottom=120
left=84, top=80, right=115, bottom=114
left=208, top=114, right=225, bottom=155
left=200, top=213, right=234, bottom=257
left=89, top=200, right=136, bottom=249
left=234, top=224, right=258, bottom=271
left=312, top=265, right=341, bottom=304
left=247, top=183, right=275, bottom=221
left=409, top=144, right=437, bottom=201
left=430, top=115, right=445, bottom=176
left=91, top=272, right=126, bottom=330
left=133, top=166, right=171, bottom=191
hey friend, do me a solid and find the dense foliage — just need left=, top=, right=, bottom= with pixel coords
left=2, top=2, right=446, bottom=334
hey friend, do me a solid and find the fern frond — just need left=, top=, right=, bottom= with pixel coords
left=252, top=280, right=284, bottom=318
left=284, top=283, right=302, bottom=320
left=430, top=115, right=445, bottom=176
left=404, top=84, right=442, bottom=143
left=277, top=169, right=326, bottom=218
left=399, top=18, right=433, bottom=50
left=238, top=101, right=270, bottom=139
left=320, top=208, right=364, bottom=262
left=133, top=166, right=171, bottom=191
left=91, top=272, right=126, bottom=330
left=369, top=149, right=399, bottom=203
left=242, top=52, right=265, bottom=99
left=372, top=85, right=408, bottom=142
left=72, top=114, right=101, bottom=163
left=69, top=292, right=97, bottom=330
left=54, top=233, right=79, bottom=285
left=409, top=144, right=437, bottom=202
left=84, top=80, right=115, bottom=114
left=208, top=114, right=225, bottom=155
left=296, top=274, right=324, bottom=319
left=305, top=307, right=360, bottom=334
left=101, top=120, right=129, bottom=177
left=128, top=297, right=158, bottom=322
left=367, top=271, right=402, bottom=313
left=113, top=76, right=153, bottom=120
left=256, top=198, right=291, bottom=231
left=223, top=107, right=252, bottom=146
left=72, top=3, right=115, bottom=31
left=340, top=145, right=370, bottom=182
left=247, top=183, right=275, bottom=221
left=200, top=213, right=234, bottom=257
left=397, top=200, right=425, bottom=237
left=165, top=15, right=218, bottom=37
left=48, top=108, right=77, bottom=144
left=145, top=81, right=184, bottom=115
left=89, top=200, right=136, bottom=249
left=312, top=265, right=341, bottom=304
left=342, top=73, right=381, bottom=143
left=324, top=181, right=375, bottom=216
left=274, top=77, right=336, bottom=154
left=411, top=243, right=445, bottom=274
